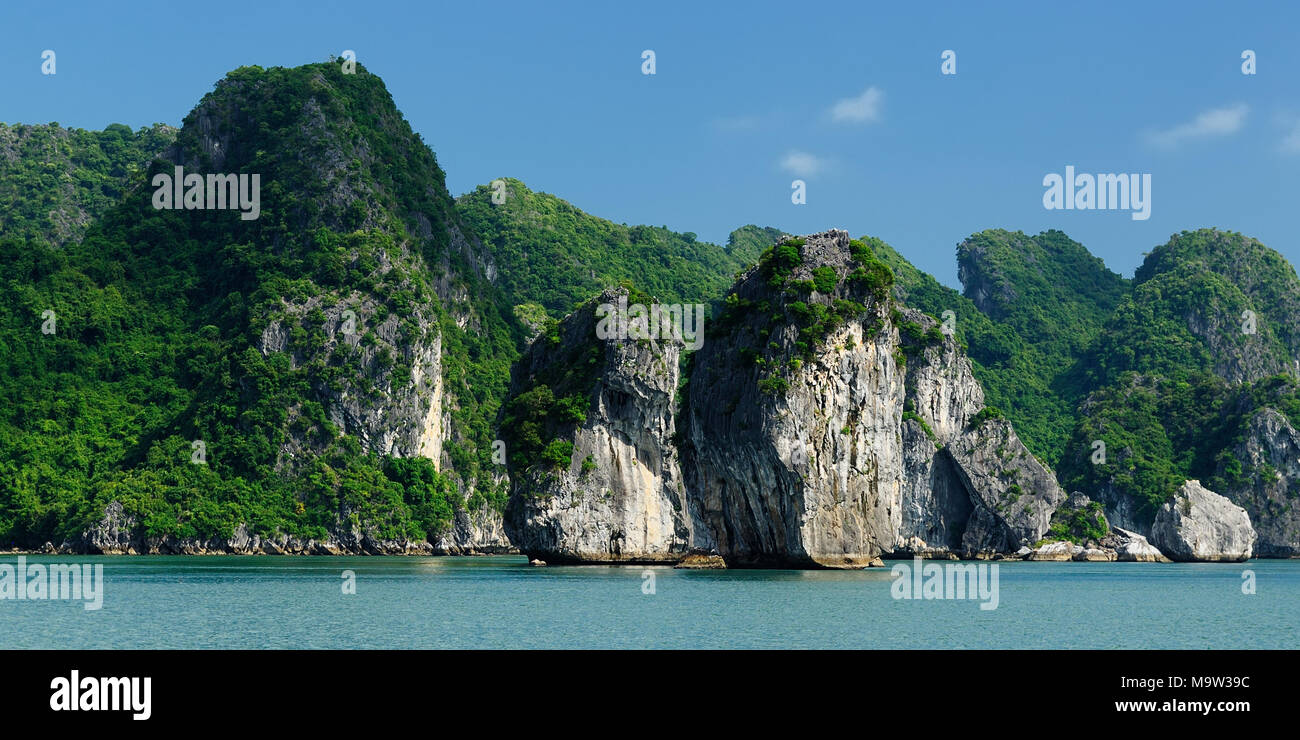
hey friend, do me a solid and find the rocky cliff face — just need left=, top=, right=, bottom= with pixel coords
left=947, top=416, right=1068, bottom=555
left=895, top=309, right=983, bottom=554
left=260, top=296, right=444, bottom=467
left=66, top=496, right=514, bottom=556
left=897, top=421, right=973, bottom=555
left=682, top=231, right=904, bottom=567
left=173, top=68, right=456, bottom=471
left=502, top=287, right=693, bottom=562
left=680, top=230, right=1066, bottom=566
left=1216, top=408, right=1300, bottom=556
left=1182, top=301, right=1289, bottom=385
left=956, top=239, right=1017, bottom=318
left=66, top=502, right=438, bottom=555
left=434, top=502, right=517, bottom=555
left=169, top=64, right=513, bottom=551
left=500, top=230, right=1115, bottom=566
left=1092, top=481, right=1151, bottom=536
left=1150, top=480, right=1256, bottom=562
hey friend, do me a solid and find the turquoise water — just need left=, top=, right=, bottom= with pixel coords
left=1, top=555, right=1296, bottom=649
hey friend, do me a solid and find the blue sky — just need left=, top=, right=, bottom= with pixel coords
left=2, top=0, right=1297, bottom=287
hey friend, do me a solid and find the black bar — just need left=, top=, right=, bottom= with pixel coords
left=0, top=649, right=1286, bottom=726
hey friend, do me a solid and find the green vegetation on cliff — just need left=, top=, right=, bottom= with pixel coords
left=457, top=178, right=778, bottom=317
left=873, top=231, right=1116, bottom=464
left=879, top=225, right=1300, bottom=528
left=1056, top=230, right=1300, bottom=523
left=0, top=62, right=519, bottom=547
left=3, top=56, right=1297, bottom=554
left=1047, top=499, right=1109, bottom=544
left=710, top=235, right=892, bottom=396
left=887, top=225, right=1300, bottom=525
left=0, top=122, right=176, bottom=247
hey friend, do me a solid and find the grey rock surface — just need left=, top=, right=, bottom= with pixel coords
left=947, top=417, right=1068, bottom=555
left=503, top=287, right=693, bottom=562
left=1151, top=480, right=1256, bottom=562
left=1216, top=408, right=1300, bottom=556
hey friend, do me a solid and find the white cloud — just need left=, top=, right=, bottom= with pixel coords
left=1146, top=103, right=1248, bottom=149
left=779, top=150, right=828, bottom=177
left=829, top=86, right=883, bottom=124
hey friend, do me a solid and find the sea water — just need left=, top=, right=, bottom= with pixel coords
left=1, top=556, right=1295, bottom=649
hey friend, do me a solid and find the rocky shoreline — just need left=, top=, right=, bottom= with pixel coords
left=0, top=497, right=1279, bottom=563
left=1, top=536, right=518, bottom=557
left=2, top=501, right=519, bottom=557
left=7, top=545, right=1290, bottom=562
